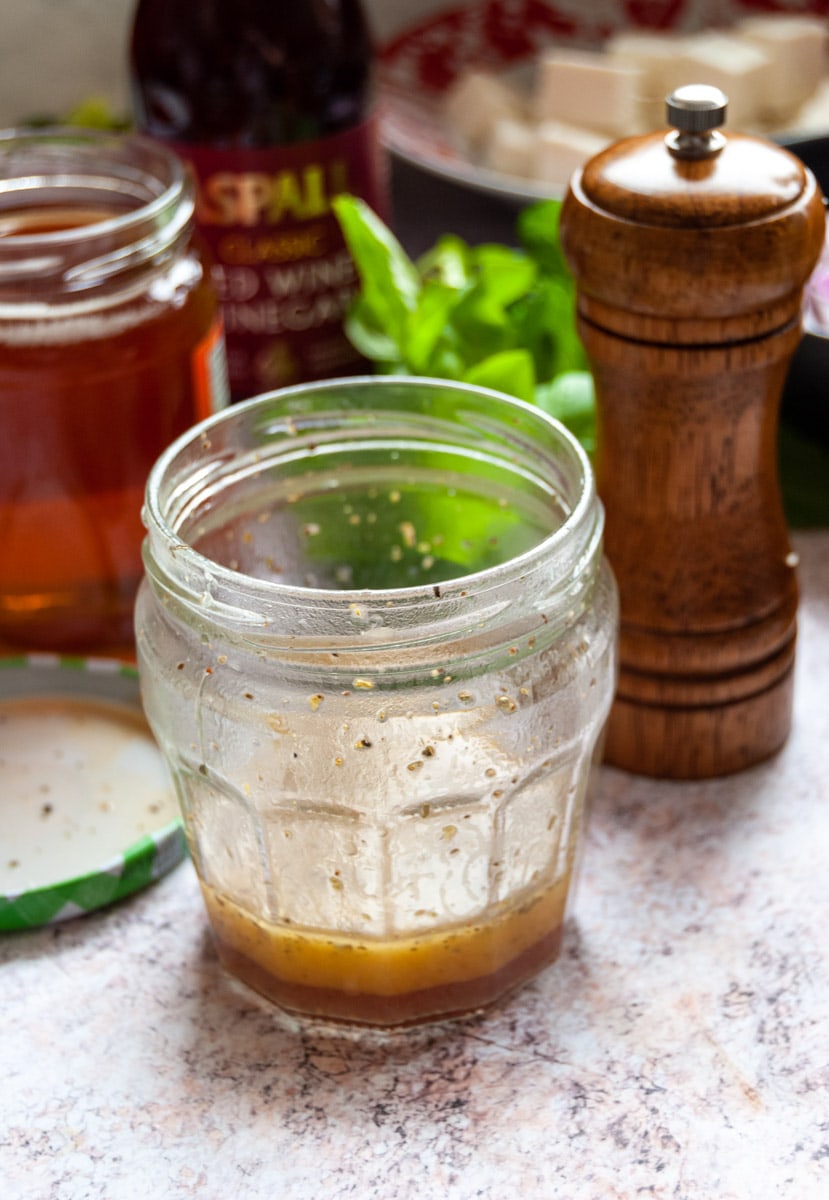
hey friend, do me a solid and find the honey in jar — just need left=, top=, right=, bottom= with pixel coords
left=0, top=129, right=228, bottom=658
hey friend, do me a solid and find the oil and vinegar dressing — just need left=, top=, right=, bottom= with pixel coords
left=184, top=463, right=573, bottom=1025
left=135, top=379, right=615, bottom=1026
left=202, top=873, right=571, bottom=1026
left=0, top=204, right=223, bottom=655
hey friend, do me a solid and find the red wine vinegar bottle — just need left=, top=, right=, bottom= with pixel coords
left=130, top=0, right=389, bottom=401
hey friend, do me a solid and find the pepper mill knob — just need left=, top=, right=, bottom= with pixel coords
left=560, top=89, right=826, bottom=779
left=665, top=84, right=726, bottom=158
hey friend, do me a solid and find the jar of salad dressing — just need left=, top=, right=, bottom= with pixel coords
left=136, top=377, right=617, bottom=1026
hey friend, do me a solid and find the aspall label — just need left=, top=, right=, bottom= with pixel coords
left=174, top=119, right=388, bottom=400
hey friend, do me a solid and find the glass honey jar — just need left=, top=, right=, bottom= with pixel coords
left=0, top=128, right=228, bottom=657
left=136, top=377, right=618, bottom=1027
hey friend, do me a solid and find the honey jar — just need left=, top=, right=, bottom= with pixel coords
left=0, top=128, right=228, bottom=657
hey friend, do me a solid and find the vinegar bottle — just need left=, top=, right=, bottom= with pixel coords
left=130, top=0, right=389, bottom=403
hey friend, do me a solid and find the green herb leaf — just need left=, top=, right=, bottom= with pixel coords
left=333, top=195, right=420, bottom=351
left=333, top=193, right=596, bottom=455
left=343, top=295, right=403, bottom=365
left=418, top=234, right=474, bottom=289
left=463, top=350, right=536, bottom=404
left=408, top=279, right=463, bottom=374
left=535, top=371, right=596, bottom=454
left=516, top=199, right=570, bottom=277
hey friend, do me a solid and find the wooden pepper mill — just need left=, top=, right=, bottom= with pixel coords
left=560, top=85, right=825, bottom=779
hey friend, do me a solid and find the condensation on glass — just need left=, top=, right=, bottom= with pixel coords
left=136, top=377, right=618, bottom=1026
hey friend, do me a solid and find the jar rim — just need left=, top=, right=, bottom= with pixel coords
left=0, top=127, right=194, bottom=298
left=0, top=126, right=189, bottom=242
left=142, top=377, right=603, bottom=643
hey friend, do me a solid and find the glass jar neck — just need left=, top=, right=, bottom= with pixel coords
left=0, top=128, right=195, bottom=310
left=142, top=378, right=605, bottom=667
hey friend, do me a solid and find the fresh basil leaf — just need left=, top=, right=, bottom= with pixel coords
left=333, top=193, right=595, bottom=459
left=332, top=195, right=420, bottom=347
left=463, top=350, right=536, bottom=404
left=343, top=296, right=403, bottom=364
left=469, top=245, right=538, bottom=308
left=450, top=289, right=514, bottom=356
left=406, top=279, right=463, bottom=373
left=535, top=371, right=596, bottom=454
left=423, top=342, right=468, bottom=381
left=418, top=235, right=474, bottom=289
left=517, top=199, right=570, bottom=278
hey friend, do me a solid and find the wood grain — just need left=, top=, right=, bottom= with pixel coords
left=561, top=130, right=825, bottom=778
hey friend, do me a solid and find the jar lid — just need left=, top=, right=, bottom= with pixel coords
left=0, top=655, right=185, bottom=931
left=580, top=84, right=808, bottom=229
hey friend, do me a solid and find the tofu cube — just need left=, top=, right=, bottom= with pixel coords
left=737, top=16, right=827, bottom=120
left=532, top=120, right=609, bottom=188
left=444, top=70, right=525, bottom=150
left=484, top=116, right=536, bottom=178
left=674, top=32, right=771, bottom=128
left=606, top=31, right=694, bottom=129
left=533, top=48, right=642, bottom=137
left=788, top=77, right=829, bottom=133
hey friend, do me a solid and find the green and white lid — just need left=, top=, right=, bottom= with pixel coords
left=0, top=654, right=185, bottom=931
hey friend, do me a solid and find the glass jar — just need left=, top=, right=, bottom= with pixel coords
left=0, top=128, right=228, bottom=657
left=136, top=377, right=618, bottom=1027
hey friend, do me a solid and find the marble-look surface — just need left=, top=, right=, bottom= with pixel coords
left=2, top=532, right=828, bottom=1200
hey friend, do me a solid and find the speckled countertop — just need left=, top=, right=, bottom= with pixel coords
left=2, top=530, right=828, bottom=1200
